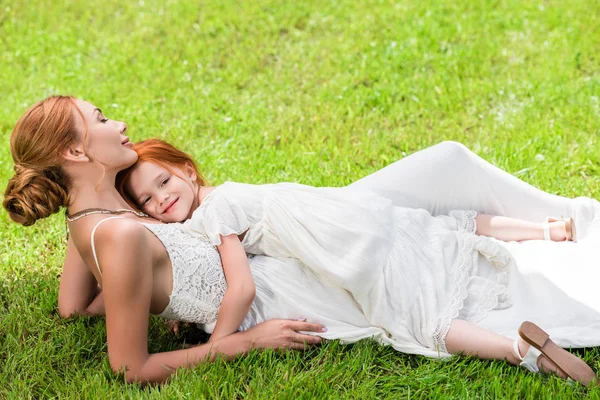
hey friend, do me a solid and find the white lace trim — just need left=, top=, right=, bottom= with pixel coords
left=468, top=272, right=512, bottom=322
left=450, top=209, right=478, bottom=234
left=432, top=229, right=512, bottom=354
left=142, top=223, right=227, bottom=325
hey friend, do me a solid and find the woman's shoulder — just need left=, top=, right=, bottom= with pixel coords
left=71, top=217, right=157, bottom=281
left=92, top=217, right=151, bottom=248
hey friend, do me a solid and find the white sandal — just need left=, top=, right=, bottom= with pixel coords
left=513, top=339, right=542, bottom=373
left=542, top=217, right=577, bottom=242
left=516, top=322, right=597, bottom=386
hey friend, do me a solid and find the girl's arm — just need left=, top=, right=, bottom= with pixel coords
left=209, top=234, right=255, bottom=342
left=97, top=219, right=323, bottom=384
left=58, top=236, right=105, bottom=317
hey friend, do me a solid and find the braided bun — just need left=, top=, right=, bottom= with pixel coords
left=4, top=95, right=80, bottom=226
left=3, top=165, right=70, bottom=226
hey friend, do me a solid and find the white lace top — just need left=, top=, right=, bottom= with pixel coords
left=90, top=217, right=226, bottom=328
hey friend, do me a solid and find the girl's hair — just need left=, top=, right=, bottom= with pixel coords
left=3, top=95, right=85, bottom=226
left=116, top=139, right=207, bottom=210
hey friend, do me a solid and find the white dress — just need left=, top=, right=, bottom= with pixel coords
left=185, top=182, right=515, bottom=357
left=121, top=143, right=600, bottom=360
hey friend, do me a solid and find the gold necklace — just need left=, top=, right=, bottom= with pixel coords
left=66, top=208, right=149, bottom=222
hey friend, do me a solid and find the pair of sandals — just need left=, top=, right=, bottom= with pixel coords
left=515, top=219, right=587, bottom=384
left=513, top=321, right=595, bottom=387
left=518, top=219, right=588, bottom=385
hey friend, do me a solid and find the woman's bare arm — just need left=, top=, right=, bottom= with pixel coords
left=209, top=234, right=256, bottom=342
left=58, top=236, right=105, bottom=317
left=98, top=219, right=324, bottom=385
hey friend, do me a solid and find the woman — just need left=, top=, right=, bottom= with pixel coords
left=4, top=96, right=599, bottom=385
left=3, top=96, right=327, bottom=384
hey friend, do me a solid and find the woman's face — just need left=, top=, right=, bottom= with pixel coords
left=73, top=100, right=138, bottom=170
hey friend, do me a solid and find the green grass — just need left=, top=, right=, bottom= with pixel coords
left=1, top=0, right=600, bottom=397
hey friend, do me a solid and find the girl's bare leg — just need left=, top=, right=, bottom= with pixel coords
left=475, top=214, right=570, bottom=242
left=445, top=320, right=567, bottom=378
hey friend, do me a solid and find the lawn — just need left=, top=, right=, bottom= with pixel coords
left=1, top=0, right=600, bottom=398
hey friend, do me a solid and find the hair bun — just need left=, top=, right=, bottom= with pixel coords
left=3, top=165, right=69, bottom=226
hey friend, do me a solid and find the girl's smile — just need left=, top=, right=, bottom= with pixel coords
left=163, top=197, right=179, bottom=214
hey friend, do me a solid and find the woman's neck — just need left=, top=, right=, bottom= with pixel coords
left=67, top=176, right=133, bottom=214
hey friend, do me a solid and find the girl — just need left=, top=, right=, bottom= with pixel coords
left=119, top=139, right=575, bottom=245
left=116, top=139, right=591, bottom=381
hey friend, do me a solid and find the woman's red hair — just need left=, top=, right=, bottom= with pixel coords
left=116, top=139, right=207, bottom=210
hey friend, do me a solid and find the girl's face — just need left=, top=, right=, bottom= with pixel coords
left=126, top=161, right=198, bottom=222
left=73, top=100, right=137, bottom=170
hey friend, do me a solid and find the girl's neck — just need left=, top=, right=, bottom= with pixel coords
left=197, top=185, right=214, bottom=205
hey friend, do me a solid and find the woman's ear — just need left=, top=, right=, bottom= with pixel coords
left=184, top=163, right=197, bottom=181
left=61, top=143, right=90, bottom=163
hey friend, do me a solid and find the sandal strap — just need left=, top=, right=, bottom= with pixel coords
left=542, top=217, right=551, bottom=241
left=513, top=339, right=542, bottom=373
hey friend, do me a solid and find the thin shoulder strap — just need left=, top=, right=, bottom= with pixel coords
left=91, top=216, right=126, bottom=277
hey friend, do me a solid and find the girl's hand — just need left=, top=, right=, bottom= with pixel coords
left=242, top=319, right=327, bottom=350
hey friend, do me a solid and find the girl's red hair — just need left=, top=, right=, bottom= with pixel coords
left=116, top=139, right=207, bottom=210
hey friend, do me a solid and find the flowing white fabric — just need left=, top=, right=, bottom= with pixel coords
left=187, top=183, right=396, bottom=298
left=350, top=141, right=600, bottom=347
left=186, top=182, right=517, bottom=357
left=349, top=141, right=599, bottom=237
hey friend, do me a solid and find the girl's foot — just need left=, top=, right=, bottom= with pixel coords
left=515, top=321, right=595, bottom=386
left=514, top=338, right=568, bottom=379
left=544, top=217, right=577, bottom=242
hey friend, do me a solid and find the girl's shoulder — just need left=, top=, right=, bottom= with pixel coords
left=200, top=181, right=263, bottom=204
left=186, top=183, right=252, bottom=246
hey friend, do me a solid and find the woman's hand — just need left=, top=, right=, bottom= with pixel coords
left=166, top=320, right=192, bottom=335
left=242, top=319, right=327, bottom=350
